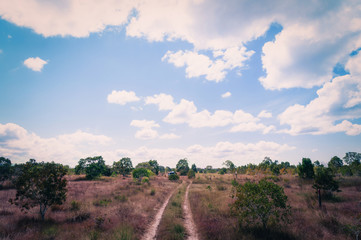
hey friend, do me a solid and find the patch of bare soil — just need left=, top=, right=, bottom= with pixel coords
left=183, top=182, right=199, bottom=240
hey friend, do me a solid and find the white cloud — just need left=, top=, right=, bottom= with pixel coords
left=278, top=53, right=361, bottom=136
left=0, top=122, right=294, bottom=167
left=130, top=119, right=159, bottom=129
left=107, top=90, right=140, bottom=105
left=23, top=57, right=47, bottom=72
left=258, top=110, right=272, bottom=118
left=0, top=0, right=135, bottom=38
left=145, top=93, right=175, bottom=110
left=162, top=47, right=253, bottom=82
left=2, top=1, right=361, bottom=88
left=159, top=133, right=180, bottom=139
left=7, top=35, right=12, bottom=38
left=221, top=92, right=231, bottom=98
left=130, top=119, right=159, bottom=140
left=162, top=97, right=275, bottom=133
left=0, top=123, right=112, bottom=166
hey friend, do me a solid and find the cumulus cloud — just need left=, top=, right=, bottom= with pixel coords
left=162, top=47, right=253, bottom=82
left=0, top=123, right=112, bottom=166
left=107, top=90, right=140, bottom=105
left=162, top=97, right=275, bottom=133
left=0, top=0, right=135, bottom=37
left=221, top=92, right=231, bottom=98
left=23, top=57, right=47, bottom=72
left=0, top=122, right=294, bottom=167
left=258, top=110, right=272, bottom=118
left=278, top=53, right=361, bottom=136
left=2, top=1, right=361, bottom=87
left=145, top=93, right=175, bottom=110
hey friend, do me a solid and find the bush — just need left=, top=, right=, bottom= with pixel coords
left=70, top=200, right=81, bottom=211
left=231, top=179, right=291, bottom=229
left=169, top=174, right=179, bottom=181
left=132, top=168, right=150, bottom=179
left=93, top=198, right=112, bottom=207
left=142, top=176, right=150, bottom=184
left=150, top=189, right=156, bottom=196
left=187, top=169, right=196, bottom=179
left=114, top=195, right=128, bottom=202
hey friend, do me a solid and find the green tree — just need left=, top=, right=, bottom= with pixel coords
left=191, top=163, right=197, bottom=173
left=343, top=152, right=361, bottom=165
left=328, top=156, right=343, bottom=174
left=297, top=158, right=314, bottom=179
left=74, top=158, right=86, bottom=175
left=312, top=167, right=339, bottom=208
left=148, top=160, right=160, bottom=175
left=84, top=156, right=107, bottom=180
left=176, top=158, right=189, bottom=176
left=113, top=157, right=133, bottom=176
left=231, top=179, right=291, bottom=230
left=0, top=157, right=12, bottom=186
left=9, top=160, right=67, bottom=220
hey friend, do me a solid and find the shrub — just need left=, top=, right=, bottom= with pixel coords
left=187, top=169, right=196, bottom=179
left=231, top=179, right=291, bottom=230
left=168, top=173, right=179, bottom=181
left=142, top=176, right=150, bottom=184
left=150, top=189, right=156, bottom=196
left=93, top=198, right=112, bottom=207
left=114, top=195, right=128, bottom=202
left=132, top=168, right=150, bottom=179
left=70, top=200, right=81, bottom=211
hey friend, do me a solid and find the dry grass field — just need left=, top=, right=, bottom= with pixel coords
left=1, top=173, right=360, bottom=240
left=0, top=174, right=178, bottom=240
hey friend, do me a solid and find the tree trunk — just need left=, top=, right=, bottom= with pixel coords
left=318, top=188, right=322, bottom=208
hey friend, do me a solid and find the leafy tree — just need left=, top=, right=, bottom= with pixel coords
left=314, top=160, right=324, bottom=168
left=84, top=156, right=107, bottom=180
left=113, top=157, right=133, bottom=176
left=176, top=158, right=189, bottom=176
left=159, top=166, right=165, bottom=173
left=0, top=157, right=12, bottom=186
left=191, top=163, right=197, bottom=173
left=328, top=156, right=343, bottom=173
left=136, top=162, right=152, bottom=170
left=74, top=158, right=86, bottom=175
left=218, top=168, right=227, bottom=175
left=340, top=165, right=353, bottom=176
left=149, top=160, right=160, bottom=175
left=312, top=167, right=339, bottom=208
left=231, top=179, right=291, bottom=230
left=297, top=158, right=314, bottom=179
left=187, top=169, right=195, bottom=179
left=343, top=152, right=361, bottom=165
left=9, top=160, right=67, bottom=220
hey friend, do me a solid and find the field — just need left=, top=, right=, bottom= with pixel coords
left=1, top=173, right=361, bottom=240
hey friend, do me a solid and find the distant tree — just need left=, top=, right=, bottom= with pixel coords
left=223, top=160, right=236, bottom=177
left=314, top=160, right=324, bottom=168
left=159, top=166, right=165, bottom=174
left=313, top=167, right=339, bottom=208
left=340, top=165, right=353, bottom=176
left=74, top=158, right=86, bottom=175
left=297, top=158, right=314, bottom=179
left=168, top=172, right=179, bottom=181
left=191, top=163, right=197, bottom=173
left=343, top=152, right=361, bottom=165
left=328, top=156, right=343, bottom=173
left=113, top=157, right=133, bottom=176
left=0, top=157, right=12, bottom=186
left=9, top=160, right=67, bottom=220
left=218, top=168, right=227, bottom=175
left=176, top=158, right=189, bottom=176
left=149, top=160, right=160, bottom=175
left=231, top=179, right=291, bottom=230
left=75, top=156, right=107, bottom=180
left=136, top=162, right=152, bottom=170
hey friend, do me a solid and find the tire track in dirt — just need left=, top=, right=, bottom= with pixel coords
left=183, top=182, right=199, bottom=240
left=141, top=186, right=179, bottom=240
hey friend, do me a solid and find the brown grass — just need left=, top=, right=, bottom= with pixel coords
left=189, top=173, right=361, bottom=240
left=0, top=174, right=179, bottom=240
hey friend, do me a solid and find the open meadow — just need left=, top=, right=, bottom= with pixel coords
left=1, top=172, right=361, bottom=240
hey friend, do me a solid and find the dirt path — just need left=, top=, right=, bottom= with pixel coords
left=183, top=182, right=199, bottom=240
left=141, top=186, right=178, bottom=240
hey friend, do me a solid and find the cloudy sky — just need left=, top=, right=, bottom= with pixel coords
left=0, top=0, right=361, bottom=168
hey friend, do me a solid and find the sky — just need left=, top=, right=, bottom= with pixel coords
left=0, top=0, right=361, bottom=168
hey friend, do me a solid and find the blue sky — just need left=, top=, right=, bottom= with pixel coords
left=0, top=0, right=361, bottom=168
